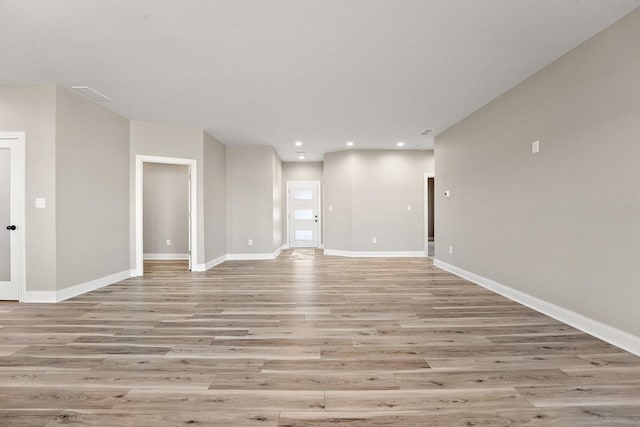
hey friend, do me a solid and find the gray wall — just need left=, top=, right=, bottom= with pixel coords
left=55, top=87, right=130, bottom=290
left=226, top=146, right=282, bottom=254
left=323, top=152, right=354, bottom=251
left=143, top=163, right=189, bottom=256
left=282, top=162, right=323, bottom=183
left=0, top=84, right=57, bottom=292
left=0, top=85, right=130, bottom=292
left=203, top=132, right=227, bottom=262
left=324, top=150, right=434, bottom=252
left=130, top=121, right=206, bottom=267
left=435, top=9, right=640, bottom=336
left=0, top=149, right=9, bottom=281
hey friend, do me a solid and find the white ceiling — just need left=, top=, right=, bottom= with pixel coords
left=1, top=0, right=638, bottom=161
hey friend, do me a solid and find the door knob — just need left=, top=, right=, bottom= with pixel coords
left=6, top=225, right=16, bottom=231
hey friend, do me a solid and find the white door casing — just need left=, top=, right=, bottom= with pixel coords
left=287, top=181, right=321, bottom=248
left=135, top=155, right=198, bottom=276
left=0, top=132, right=26, bottom=301
left=424, top=172, right=435, bottom=257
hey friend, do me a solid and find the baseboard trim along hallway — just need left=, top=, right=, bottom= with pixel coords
left=226, top=245, right=284, bottom=261
left=323, top=249, right=426, bottom=258
left=434, top=259, right=640, bottom=357
left=23, top=269, right=133, bottom=303
left=143, top=253, right=189, bottom=260
left=204, top=254, right=227, bottom=270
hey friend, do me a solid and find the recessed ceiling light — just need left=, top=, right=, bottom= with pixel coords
left=299, top=155, right=305, bottom=160
left=397, top=141, right=405, bottom=147
left=346, top=141, right=354, bottom=147
left=295, top=141, right=303, bottom=146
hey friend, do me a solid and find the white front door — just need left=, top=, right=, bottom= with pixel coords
left=0, top=134, right=25, bottom=300
left=288, top=182, right=320, bottom=248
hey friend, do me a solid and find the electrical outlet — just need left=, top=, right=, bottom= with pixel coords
left=248, top=239, right=253, bottom=246
left=166, top=239, right=171, bottom=246
left=449, top=245, right=453, bottom=254
left=372, top=237, right=377, bottom=244
left=532, top=140, right=540, bottom=153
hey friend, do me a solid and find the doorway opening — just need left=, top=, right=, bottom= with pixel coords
left=425, top=173, right=435, bottom=257
left=286, top=181, right=321, bottom=248
left=143, top=163, right=190, bottom=274
left=0, top=132, right=25, bottom=301
left=134, top=155, right=198, bottom=276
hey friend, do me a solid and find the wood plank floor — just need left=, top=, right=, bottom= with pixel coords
left=1, top=250, right=639, bottom=426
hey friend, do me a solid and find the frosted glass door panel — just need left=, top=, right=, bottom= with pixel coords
left=294, top=189, right=313, bottom=200
left=294, top=209, right=313, bottom=220
left=0, top=149, right=9, bottom=282
left=295, top=230, right=313, bottom=241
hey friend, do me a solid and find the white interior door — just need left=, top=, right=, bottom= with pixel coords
left=288, top=182, right=320, bottom=248
left=0, top=134, right=24, bottom=300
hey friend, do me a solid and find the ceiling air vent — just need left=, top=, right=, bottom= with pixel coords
left=71, top=86, right=111, bottom=102
left=420, top=129, right=433, bottom=136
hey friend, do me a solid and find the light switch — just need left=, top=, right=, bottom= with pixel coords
left=328, top=205, right=333, bottom=211
left=35, top=198, right=46, bottom=209
left=407, top=205, right=412, bottom=211
left=444, top=191, right=451, bottom=198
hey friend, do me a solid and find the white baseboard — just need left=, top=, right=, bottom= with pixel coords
left=23, top=269, right=132, bottom=303
left=272, top=245, right=284, bottom=259
left=22, top=291, right=57, bottom=303
left=204, top=254, right=227, bottom=270
left=56, top=270, right=132, bottom=302
left=227, top=246, right=284, bottom=261
left=144, top=253, right=189, bottom=260
left=324, top=249, right=426, bottom=258
left=191, top=263, right=206, bottom=272
left=226, top=253, right=274, bottom=260
left=283, top=243, right=324, bottom=250
left=433, top=259, right=640, bottom=357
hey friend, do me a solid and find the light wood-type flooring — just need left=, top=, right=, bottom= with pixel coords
left=1, top=250, right=640, bottom=426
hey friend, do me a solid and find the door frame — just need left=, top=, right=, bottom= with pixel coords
left=424, top=172, right=435, bottom=257
left=0, top=132, right=26, bottom=301
left=286, top=181, right=322, bottom=249
left=134, top=155, right=197, bottom=276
